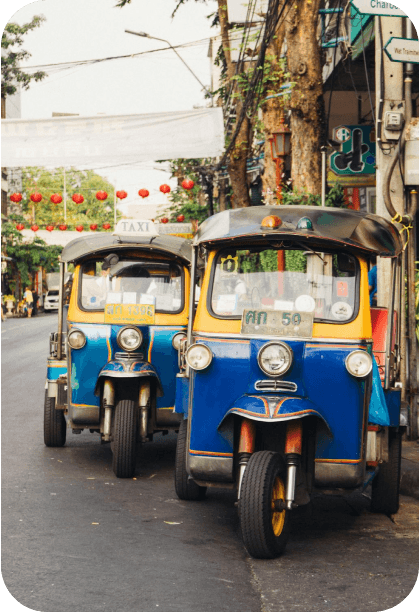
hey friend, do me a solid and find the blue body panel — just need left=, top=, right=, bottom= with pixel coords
left=68, top=322, right=185, bottom=409
left=47, top=358, right=67, bottom=381
left=188, top=336, right=369, bottom=462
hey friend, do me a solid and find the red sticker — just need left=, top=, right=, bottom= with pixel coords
left=337, top=281, right=348, bottom=297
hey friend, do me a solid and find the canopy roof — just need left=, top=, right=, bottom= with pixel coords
left=195, top=206, right=403, bottom=257
left=61, top=233, right=192, bottom=264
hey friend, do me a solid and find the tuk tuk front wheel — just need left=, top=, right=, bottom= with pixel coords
left=240, top=451, right=290, bottom=559
left=112, top=399, right=137, bottom=478
left=44, top=391, right=66, bottom=447
left=370, top=429, right=402, bottom=515
left=174, top=419, right=206, bottom=500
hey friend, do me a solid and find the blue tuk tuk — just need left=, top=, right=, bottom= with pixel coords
left=44, top=220, right=191, bottom=478
left=174, top=206, right=405, bottom=558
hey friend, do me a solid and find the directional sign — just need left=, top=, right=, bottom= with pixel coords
left=350, top=1, right=407, bottom=17
left=384, top=37, right=419, bottom=64
left=329, top=125, right=376, bottom=177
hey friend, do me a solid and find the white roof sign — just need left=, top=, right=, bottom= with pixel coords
left=114, top=219, right=158, bottom=237
left=350, top=1, right=407, bottom=17
left=384, top=37, right=419, bottom=64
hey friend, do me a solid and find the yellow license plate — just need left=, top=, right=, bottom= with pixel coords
left=104, top=303, right=155, bottom=324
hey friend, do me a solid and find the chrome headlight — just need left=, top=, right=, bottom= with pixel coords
left=68, top=328, right=86, bottom=349
left=117, top=326, right=143, bottom=352
left=172, top=332, right=187, bottom=351
left=185, top=343, right=213, bottom=371
left=345, top=350, right=372, bottom=378
left=258, top=342, right=293, bottom=377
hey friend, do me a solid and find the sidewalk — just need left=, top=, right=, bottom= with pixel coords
left=401, top=439, right=419, bottom=500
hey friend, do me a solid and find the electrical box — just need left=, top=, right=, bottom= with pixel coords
left=405, top=118, right=419, bottom=186
left=384, top=111, right=404, bottom=131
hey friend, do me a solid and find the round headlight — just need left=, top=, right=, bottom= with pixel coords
left=68, top=328, right=86, bottom=349
left=117, top=326, right=143, bottom=352
left=258, top=342, right=293, bottom=377
left=345, top=350, right=372, bottom=378
left=172, top=332, right=187, bottom=351
left=185, top=343, right=213, bottom=371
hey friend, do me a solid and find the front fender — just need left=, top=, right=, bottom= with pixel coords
left=94, top=359, right=163, bottom=397
left=218, top=394, right=331, bottom=430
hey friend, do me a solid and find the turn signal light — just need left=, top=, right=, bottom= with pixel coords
left=261, top=215, right=282, bottom=229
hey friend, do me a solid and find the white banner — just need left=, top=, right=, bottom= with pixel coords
left=1, top=108, right=224, bottom=168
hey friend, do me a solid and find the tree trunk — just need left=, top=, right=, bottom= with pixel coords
left=218, top=1, right=251, bottom=208
left=285, top=0, right=324, bottom=195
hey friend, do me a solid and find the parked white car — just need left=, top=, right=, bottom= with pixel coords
left=44, top=290, right=59, bottom=311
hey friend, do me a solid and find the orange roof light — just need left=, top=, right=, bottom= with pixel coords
left=261, top=215, right=282, bottom=229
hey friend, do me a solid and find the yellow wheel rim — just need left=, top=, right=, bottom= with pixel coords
left=271, top=475, right=286, bottom=536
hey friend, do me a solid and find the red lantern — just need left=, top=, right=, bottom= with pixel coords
left=177, top=214, right=185, bottom=222
left=161, top=217, right=169, bottom=224
left=159, top=184, right=171, bottom=194
left=59, top=224, right=67, bottom=231
left=96, top=191, right=108, bottom=201
left=182, top=179, right=194, bottom=190
left=76, top=225, right=84, bottom=232
left=138, top=189, right=150, bottom=198
left=72, top=193, right=84, bottom=204
left=102, top=222, right=111, bottom=230
left=50, top=193, right=63, bottom=204
left=46, top=225, right=54, bottom=232
left=90, top=224, right=98, bottom=231
left=31, top=224, right=39, bottom=232
left=30, top=192, right=42, bottom=203
left=16, top=223, right=25, bottom=230
left=10, top=193, right=23, bottom=203
left=116, top=190, right=128, bottom=200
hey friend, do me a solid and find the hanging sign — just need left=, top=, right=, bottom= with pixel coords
left=329, top=125, right=376, bottom=177
left=384, top=37, right=419, bottom=64
left=350, top=1, right=407, bottom=17
left=114, top=219, right=158, bottom=237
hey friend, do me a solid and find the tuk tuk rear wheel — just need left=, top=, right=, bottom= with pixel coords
left=371, top=429, right=402, bottom=515
left=174, top=419, right=206, bottom=500
left=240, top=451, right=290, bottom=559
left=44, top=391, right=66, bottom=447
left=112, top=399, right=137, bottom=478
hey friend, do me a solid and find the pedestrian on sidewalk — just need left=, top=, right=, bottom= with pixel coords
left=23, top=287, right=34, bottom=318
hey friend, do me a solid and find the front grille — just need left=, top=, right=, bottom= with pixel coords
left=114, top=352, right=144, bottom=361
left=254, top=380, right=297, bottom=392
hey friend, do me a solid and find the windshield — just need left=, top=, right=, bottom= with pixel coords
left=80, top=258, right=183, bottom=313
left=210, top=248, right=358, bottom=323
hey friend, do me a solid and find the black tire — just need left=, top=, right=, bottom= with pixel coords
left=44, top=390, right=66, bottom=447
left=371, top=429, right=402, bottom=515
left=240, top=451, right=290, bottom=559
left=112, top=399, right=137, bottom=478
left=175, top=419, right=206, bottom=500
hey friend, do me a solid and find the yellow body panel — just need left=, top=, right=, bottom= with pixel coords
left=68, top=261, right=190, bottom=326
left=194, top=250, right=372, bottom=340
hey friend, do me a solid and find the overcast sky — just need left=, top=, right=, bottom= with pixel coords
left=1, top=0, right=219, bottom=213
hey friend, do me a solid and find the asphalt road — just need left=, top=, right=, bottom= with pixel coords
left=2, top=314, right=419, bottom=612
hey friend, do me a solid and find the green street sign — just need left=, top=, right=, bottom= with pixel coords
left=384, top=37, right=419, bottom=63
left=329, top=125, right=376, bottom=177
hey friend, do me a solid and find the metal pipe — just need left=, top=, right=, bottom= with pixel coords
left=321, top=146, right=327, bottom=207
left=400, top=250, right=407, bottom=403
left=385, top=257, right=397, bottom=389
left=407, top=190, right=418, bottom=438
left=57, top=261, right=65, bottom=360
left=405, top=19, right=414, bottom=124
left=186, top=245, right=198, bottom=348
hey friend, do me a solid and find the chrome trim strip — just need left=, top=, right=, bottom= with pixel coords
left=193, top=331, right=369, bottom=344
left=254, top=380, right=297, bottom=392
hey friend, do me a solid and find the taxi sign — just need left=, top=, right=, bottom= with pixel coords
left=114, top=219, right=158, bottom=237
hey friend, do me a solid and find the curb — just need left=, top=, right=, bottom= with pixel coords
left=400, top=458, right=419, bottom=500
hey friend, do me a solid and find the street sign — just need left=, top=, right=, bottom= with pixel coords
left=384, top=37, right=419, bottom=64
left=350, top=1, right=407, bottom=17
left=329, top=125, right=376, bottom=177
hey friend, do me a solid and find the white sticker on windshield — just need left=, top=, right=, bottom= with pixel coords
left=274, top=300, right=294, bottom=311
left=216, top=294, right=238, bottom=313
left=331, top=301, right=353, bottom=320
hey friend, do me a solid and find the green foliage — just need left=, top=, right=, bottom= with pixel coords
left=285, top=250, right=306, bottom=272
left=1, top=16, right=47, bottom=97
left=1, top=220, right=62, bottom=294
left=16, top=167, right=119, bottom=229
left=161, top=159, right=211, bottom=223
left=280, top=183, right=346, bottom=208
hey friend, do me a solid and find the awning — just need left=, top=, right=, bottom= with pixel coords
left=1, top=108, right=224, bottom=168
